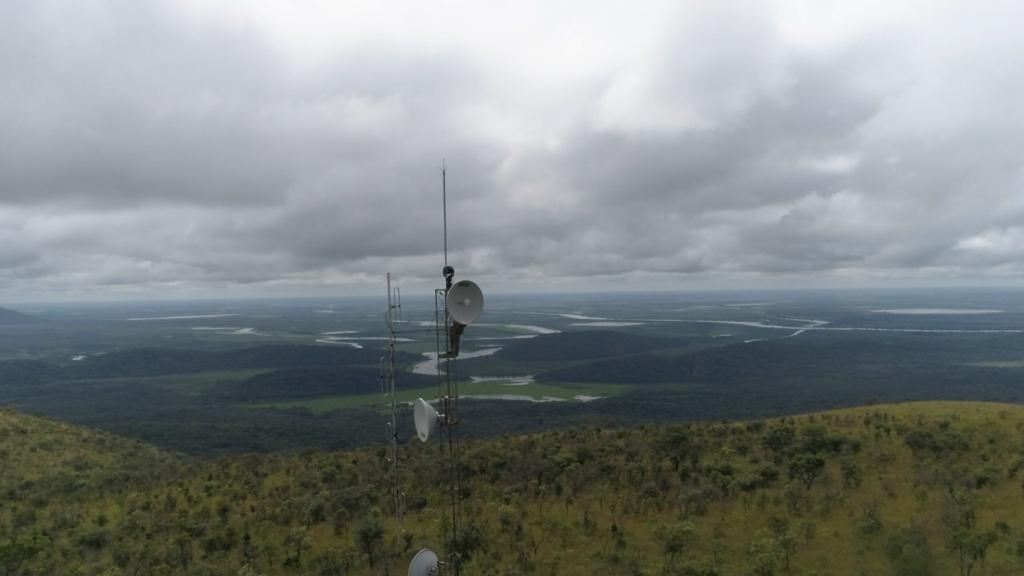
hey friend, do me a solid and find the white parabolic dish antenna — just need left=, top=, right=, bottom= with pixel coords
left=408, top=548, right=439, bottom=576
left=446, top=280, right=483, bottom=325
left=413, top=397, right=440, bottom=443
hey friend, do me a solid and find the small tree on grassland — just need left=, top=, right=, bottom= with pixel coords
left=657, top=521, right=695, bottom=571
left=355, top=518, right=384, bottom=568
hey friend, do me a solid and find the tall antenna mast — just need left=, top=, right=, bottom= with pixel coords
left=407, top=165, right=485, bottom=576
left=443, top=160, right=448, bottom=267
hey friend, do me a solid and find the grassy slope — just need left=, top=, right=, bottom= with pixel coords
left=4, top=402, right=1024, bottom=575
left=0, top=408, right=181, bottom=499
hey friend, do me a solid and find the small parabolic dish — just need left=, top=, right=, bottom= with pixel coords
left=413, top=398, right=439, bottom=443
left=446, top=280, right=483, bottom=326
left=408, top=548, right=439, bottom=576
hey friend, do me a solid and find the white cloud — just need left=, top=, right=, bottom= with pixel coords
left=2, top=0, right=1024, bottom=300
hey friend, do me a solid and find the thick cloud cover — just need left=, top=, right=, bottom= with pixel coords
left=2, top=0, right=1023, bottom=300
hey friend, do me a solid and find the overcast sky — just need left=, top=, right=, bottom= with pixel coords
left=2, top=0, right=1024, bottom=301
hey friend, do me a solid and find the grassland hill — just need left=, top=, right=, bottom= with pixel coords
left=4, top=402, right=1024, bottom=575
left=0, top=408, right=180, bottom=502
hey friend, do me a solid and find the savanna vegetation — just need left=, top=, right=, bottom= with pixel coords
left=5, top=401, right=1024, bottom=575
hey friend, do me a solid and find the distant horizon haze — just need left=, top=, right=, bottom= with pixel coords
left=6, top=283, right=1024, bottom=306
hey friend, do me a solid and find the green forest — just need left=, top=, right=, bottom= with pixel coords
left=4, top=401, right=1024, bottom=575
left=8, top=330, right=1024, bottom=458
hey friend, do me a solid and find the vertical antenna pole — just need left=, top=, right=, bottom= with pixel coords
left=395, top=287, right=402, bottom=323
left=386, top=273, right=392, bottom=321
left=442, top=161, right=448, bottom=268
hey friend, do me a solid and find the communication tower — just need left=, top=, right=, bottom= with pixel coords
left=383, top=166, right=484, bottom=576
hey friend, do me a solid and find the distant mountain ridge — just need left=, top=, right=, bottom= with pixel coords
left=0, top=305, right=40, bottom=324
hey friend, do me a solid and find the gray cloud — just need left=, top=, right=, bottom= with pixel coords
left=1, top=0, right=1024, bottom=300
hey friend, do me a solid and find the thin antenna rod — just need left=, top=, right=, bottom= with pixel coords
left=384, top=272, right=403, bottom=542
left=442, top=161, right=448, bottom=267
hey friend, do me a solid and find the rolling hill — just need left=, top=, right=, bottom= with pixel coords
left=5, top=401, right=1024, bottom=575
left=0, top=408, right=180, bottom=504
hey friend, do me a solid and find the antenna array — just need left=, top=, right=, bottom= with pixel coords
left=382, top=166, right=484, bottom=576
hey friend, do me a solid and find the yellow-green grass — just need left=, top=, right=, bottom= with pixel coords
left=8, top=400, right=1024, bottom=575
left=250, top=380, right=630, bottom=413
left=710, top=401, right=1024, bottom=575
left=781, top=399, right=1024, bottom=423
left=0, top=408, right=180, bottom=497
left=382, top=401, right=1024, bottom=575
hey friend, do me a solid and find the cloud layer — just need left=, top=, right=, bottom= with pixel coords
left=2, top=0, right=1024, bottom=300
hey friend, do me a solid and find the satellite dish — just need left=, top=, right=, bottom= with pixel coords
left=413, top=398, right=440, bottom=442
left=446, top=280, right=483, bottom=325
left=408, top=548, right=439, bottom=576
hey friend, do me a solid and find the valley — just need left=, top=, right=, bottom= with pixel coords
left=2, top=289, right=1024, bottom=456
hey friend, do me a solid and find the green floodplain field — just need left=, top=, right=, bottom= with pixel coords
left=252, top=380, right=630, bottom=413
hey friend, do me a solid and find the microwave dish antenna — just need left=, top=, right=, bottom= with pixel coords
left=409, top=548, right=440, bottom=576
left=413, top=397, right=441, bottom=443
left=446, top=280, right=483, bottom=325
left=445, top=280, right=483, bottom=356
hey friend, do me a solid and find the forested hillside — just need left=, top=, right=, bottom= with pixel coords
left=0, top=345, right=419, bottom=455
left=5, top=402, right=1024, bottom=575
left=0, top=408, right=180, bottom=502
